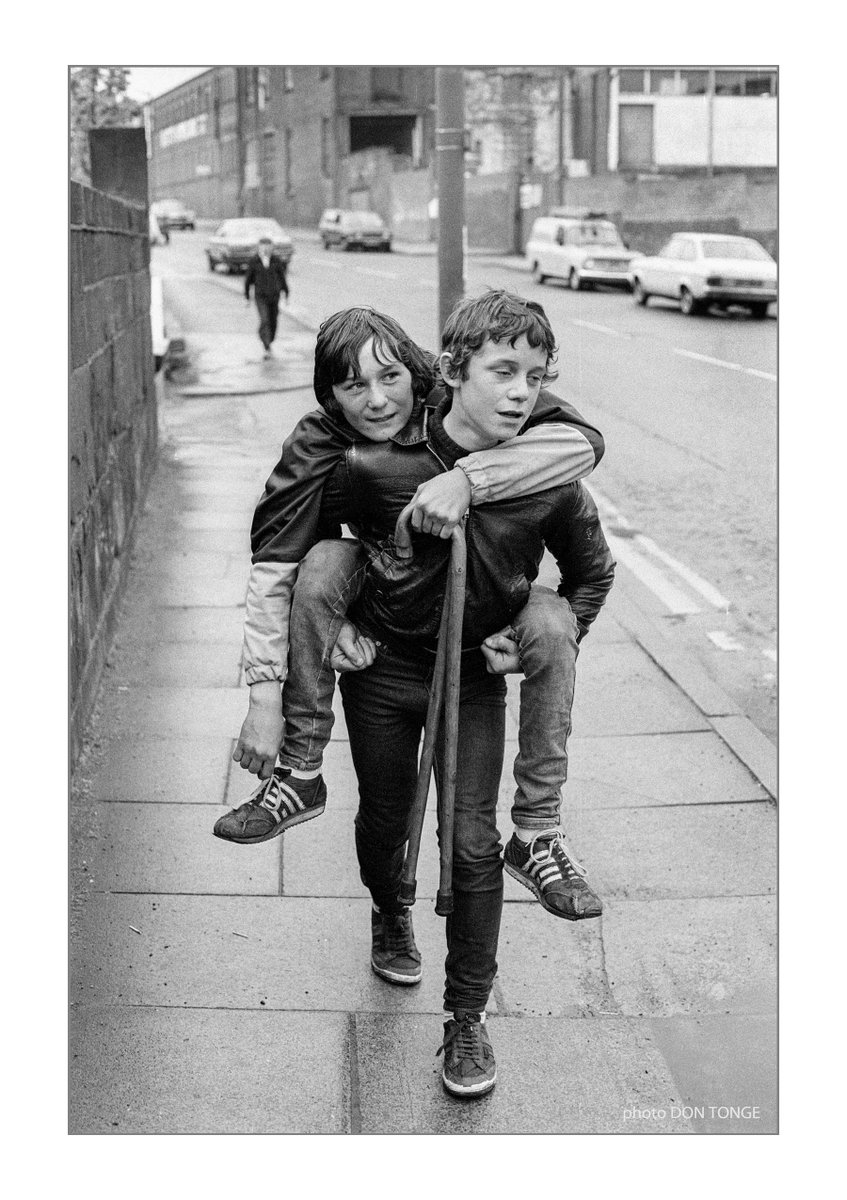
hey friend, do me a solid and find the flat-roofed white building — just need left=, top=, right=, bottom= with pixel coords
left=606, top=67, right=776, bottom=172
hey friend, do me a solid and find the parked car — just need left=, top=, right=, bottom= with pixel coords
left=319, top=209, right=392, bottom=251
left=206, top=218, right=294, bottom=273
left=628, top=233, right=777, bottom=318
left=152, top=198, right=196, bottom=231
left=525, top=216, right=635, bottom=290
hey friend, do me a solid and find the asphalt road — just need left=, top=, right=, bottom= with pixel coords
left=154, top=229, right=777, bottom=743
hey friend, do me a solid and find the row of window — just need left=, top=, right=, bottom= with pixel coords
left=618, top=68, right=777, bottom=97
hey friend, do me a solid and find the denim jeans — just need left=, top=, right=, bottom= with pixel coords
left=279, top=539, right=367, bottom=772
left=281, top=541, right=580, bottom=832
left=340, top=648, right=506, bottom=1014
left=509, top=587, right=580, bottom=830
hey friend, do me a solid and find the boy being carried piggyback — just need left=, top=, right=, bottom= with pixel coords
left=215, top=299, right=610, bottom=925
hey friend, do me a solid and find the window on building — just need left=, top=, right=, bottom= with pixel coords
left=618, top=69, right=647, bottom=93
left=649, top=69, right=677, bottom=95
left=679, top=70, right=709, bottom=95
left=715, top=70, right=776, bottom=97
left=742, top=70, right=777, bottom=96
left=284, top=68, right=294, bottom=93
left=258, top=68, right=270, bottom=111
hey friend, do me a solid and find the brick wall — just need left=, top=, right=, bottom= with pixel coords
left=70, top=180, right=158, bottom=762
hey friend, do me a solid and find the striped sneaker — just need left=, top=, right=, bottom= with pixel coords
left=503, top=829, right=602, bottom=920
left=213, top=768, right=326, bottom=844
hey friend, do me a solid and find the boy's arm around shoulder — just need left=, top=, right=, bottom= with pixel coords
left=545, top=481, right=616, bottom=642
left=454, top=386, right=605, bottom=504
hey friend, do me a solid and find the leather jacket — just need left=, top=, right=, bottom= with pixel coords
left=318, top=399, right=616, bottom=657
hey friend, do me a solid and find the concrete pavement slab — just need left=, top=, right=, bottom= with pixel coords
left=561, top=731, right=769, bottom=808
left=117, top=602, right=245, bottom=644
left=70, top=894, right=497, bottom=1015
left=70, top=1005, right=350, bottom=1133
left=237, top=728, right=768, bottom=814
left=144, top=575, right=249, bottom=607
left=82, top=736, right=233, bottom=804
left=101, top=685, right=247, bottom=736
left=136, top=550, right=244, bottom=580
left=132, top=528, right=251, bottom=557
left=564, top=801, right=776, bottom=899
left=532, top=643, right=711, bottom=737
left=83, top=802, right=281, bottom=894
left=644, top=1013, right=777, bottom=1134
left=495, top=903, right=611, bottom=1017
left=104, top=640, right=242, bottom=687
left=354, top=1015, right=690, bottom=1134
left=601, top=896, right=776, bottom=1017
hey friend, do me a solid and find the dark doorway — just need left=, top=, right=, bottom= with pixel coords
left=349, top=114, right=416, bottom=157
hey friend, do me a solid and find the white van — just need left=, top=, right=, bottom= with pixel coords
left=525, top=216, right=635, bottom=291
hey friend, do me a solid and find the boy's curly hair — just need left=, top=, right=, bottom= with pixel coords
left=441, top=289, right=558, bottom=383
left=314, top=306, right=438, bottom=419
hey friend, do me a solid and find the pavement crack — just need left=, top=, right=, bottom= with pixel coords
left=347, top=1013, right=363, bottom=1134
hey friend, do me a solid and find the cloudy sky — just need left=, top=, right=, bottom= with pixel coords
left=126, top=67, right=212, bottom=101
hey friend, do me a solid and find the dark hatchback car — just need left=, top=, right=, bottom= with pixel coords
left=206, top=218, right=294, bottom=273
left=152, top=198, right=196, bottom=230
left=319, top=209, right=392, bottom=251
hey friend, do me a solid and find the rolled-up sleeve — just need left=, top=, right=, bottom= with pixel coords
left=456, top=423, right=597, bottom=503
left=242, top=561, right=300, bottom=684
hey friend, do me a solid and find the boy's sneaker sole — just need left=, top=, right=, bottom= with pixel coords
left=504, top=858, right=601, bottom=920
left=213, top=772, right=327, bottom=845
left=370, top=959, right=422, bottom=986
left=441, top=1070, right=497, bottom=1098
left=216, top=802, right=326, bottom=845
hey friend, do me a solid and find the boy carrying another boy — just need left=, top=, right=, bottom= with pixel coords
left=215, top=303, right=608, bottom=925
left=215, top=292, right=615, bottom=1095
left=215, top=298, right=611, bottom=926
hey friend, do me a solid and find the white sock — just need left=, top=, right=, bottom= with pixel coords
left=290, top=767, right=321, bottom=780
left=514, top=827, right=535, bottom=843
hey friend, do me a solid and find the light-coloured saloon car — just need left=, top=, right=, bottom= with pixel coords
left=205, top=218, right=294, bottom=274
left=629, top=233, right=777, bottom=318
left=525, top=216, right=636, bottom=290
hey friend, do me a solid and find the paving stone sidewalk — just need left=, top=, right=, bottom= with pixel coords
left=69, top=310, right=777, bottom=1135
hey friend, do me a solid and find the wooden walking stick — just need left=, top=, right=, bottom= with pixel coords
left=398, top=524, right=467, bottom=915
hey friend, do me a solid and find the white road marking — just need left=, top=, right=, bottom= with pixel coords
left=673, top=347, right=776, bottom=382
left=355, top=267, right=398, bottom=279
left=604, top=532, right=701, bottom=615
left=591, top=485, right=732, bottom=617
left=707, top=631, right=744, bottom=651
left=634, top=534, right=732, bottom=610
left=571, top=319, right=627, bottom=338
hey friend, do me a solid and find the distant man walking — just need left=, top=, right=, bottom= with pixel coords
left=245, top=235, right=289, bottom=359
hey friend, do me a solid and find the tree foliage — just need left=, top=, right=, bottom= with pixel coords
left=70, top=67, right=143, bottom=183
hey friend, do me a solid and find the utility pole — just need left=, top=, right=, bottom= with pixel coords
left=235, top=68, right=246, bottom=215
left=435, top=68, right=466, bottom=340
left=706, top=68, right=715, bottom=178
